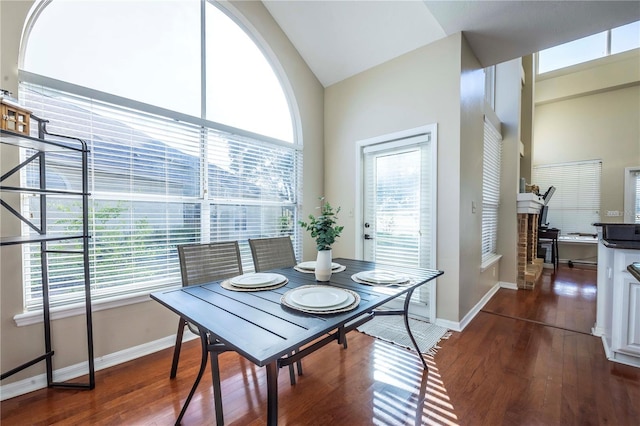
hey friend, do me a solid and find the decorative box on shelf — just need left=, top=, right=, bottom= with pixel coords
left=1, top=96, right=31, bottom=136
left=516, top=192, right=544, bottom=214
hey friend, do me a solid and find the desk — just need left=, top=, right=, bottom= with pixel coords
left=538, top=228, right=560, bottom=270
left=151, top=258, right=443, bottom=425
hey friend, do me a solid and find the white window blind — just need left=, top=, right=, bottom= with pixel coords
left=481, top=118, right=502, bottom=261
left=635, top=171, right=640, bottom=223
left=532, top=160, right=602, bottom=235
left=19, top=83, right=301, bottom=310
left=627, top=168, right=640, bottom=223
left=362, top=135, right=433, bottom=269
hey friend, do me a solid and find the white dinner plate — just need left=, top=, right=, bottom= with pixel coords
left=355, top=270, right=407, bottom=285
left=288, top=286, right=350, bottom=308
left=285, top=291, right=355, bottom=312
left=230, top=273, right=284, bottom=288
left=296, top=261, right=341, bottom=271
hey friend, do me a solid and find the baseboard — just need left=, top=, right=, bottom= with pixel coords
left=0, top=332, right=197, bottom=401
left=500, top=281, right=518, bottom=290
left=434, top=281, right=503, bottom=332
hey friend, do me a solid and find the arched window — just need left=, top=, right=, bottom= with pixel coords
left=18, top=0, right=301, bottom=310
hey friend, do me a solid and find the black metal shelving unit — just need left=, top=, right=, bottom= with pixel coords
left=0, top=116, right=95, bottom=390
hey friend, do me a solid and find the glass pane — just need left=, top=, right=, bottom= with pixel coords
left=372, top=150, right=422, bottom=267
left=207, top=129, right=299, bottom=202
left=612, top=21, right=640, bottom=54
left=205, top=3, right=293, bottom=142
left=635, top=172, right=640, bottom=223
left=533, top=162, right=601, bottom=235
left=209, top=204, right=297, bottom=272
left=538, top=31, right=607, bottom=74
left=23, top=0, right=201, bottom=117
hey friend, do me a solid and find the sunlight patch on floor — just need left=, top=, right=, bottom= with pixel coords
left=370, top=340, right=459, bottom=425
left=551, top=280, right=596, bottom=297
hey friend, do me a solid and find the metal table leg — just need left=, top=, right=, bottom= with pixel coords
left=209, top=339, right=224, bottom=425
left=175, top=329, right=209, bottom=425
left=265, top=361, right=279, bottom=425
left=402, top=287, right=430, bottom=372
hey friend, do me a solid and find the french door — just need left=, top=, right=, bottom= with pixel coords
left=358, top=125, right=437, bottom=319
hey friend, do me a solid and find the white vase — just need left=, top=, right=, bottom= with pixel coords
left=315, top=249, right=332, bottom=282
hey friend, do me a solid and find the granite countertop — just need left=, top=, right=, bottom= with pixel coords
left=628, top=263, right=640, bottom=282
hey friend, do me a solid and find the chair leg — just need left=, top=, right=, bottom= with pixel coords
left=295, top=348, right=303, bottom=376
left=338, top=326, right=348, bottom=349
left=288, top=362, right=296, bottom=385
left=287, top=348, right=304, bottom=385
left=170, top=318, right=186, bottom=379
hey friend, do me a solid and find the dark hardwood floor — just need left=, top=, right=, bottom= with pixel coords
left=482, top=265, right=598, bottom=335
left=2, top=265, right=639, bottom=425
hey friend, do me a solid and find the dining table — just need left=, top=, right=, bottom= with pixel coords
left=150, top=257, right=443, bottom=425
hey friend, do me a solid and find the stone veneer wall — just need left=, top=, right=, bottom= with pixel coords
left=517, top=213, right=541, bottom=289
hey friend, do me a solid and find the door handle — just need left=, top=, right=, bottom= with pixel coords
left=364, top=234, right=374, bottom=240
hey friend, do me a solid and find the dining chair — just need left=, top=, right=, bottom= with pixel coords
left=248, top=236, right=297, bottom=272
left=248, top=236, right=303, bottom=383
left=170, top=241, right=243, bottom=379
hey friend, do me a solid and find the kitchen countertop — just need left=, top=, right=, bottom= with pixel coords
left=602, top=239, right=640, bottom=250
left=594, top=223, right=640, bottom=250
left=629, top=263, right=640, bottom=282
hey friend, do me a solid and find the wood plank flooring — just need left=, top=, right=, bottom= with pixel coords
left=2, top=265, right=639, bottom=425
left=482, top=265, right=597, bottom=334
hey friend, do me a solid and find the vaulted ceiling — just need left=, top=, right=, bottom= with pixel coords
left=263, top=1, right=640, bottom=87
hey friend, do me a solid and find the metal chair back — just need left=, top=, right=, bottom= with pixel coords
left=177, top=241, right=243, bottom=286
left=248, top=237, right=297, bottom=272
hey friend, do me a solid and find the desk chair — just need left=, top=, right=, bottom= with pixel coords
left=538, top=228, right=560, bottom=271
left=170, top=241, right=242, bottom=379
left=248, top=236, right=303, bottom=383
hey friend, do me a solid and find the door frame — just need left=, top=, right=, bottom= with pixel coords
left=354, top=123, right=438, bottom=319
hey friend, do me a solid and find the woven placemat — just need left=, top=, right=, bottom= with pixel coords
left=281, top=285, right=360, bottom=314
left=221, top=278, right=288, bottom=292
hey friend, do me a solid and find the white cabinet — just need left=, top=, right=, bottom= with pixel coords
left=596, top=242, right=640, bottom=368
left=612, top=250, right=640, bottom=358
left=593, top=238, right=614, bottom=337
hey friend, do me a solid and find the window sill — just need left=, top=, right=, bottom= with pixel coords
left=14, top=285, right=180, bottom=327
left=480, top=254, right=502, bottom=272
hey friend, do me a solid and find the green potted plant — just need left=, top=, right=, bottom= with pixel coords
left=299, top=197, right=344, bottom=281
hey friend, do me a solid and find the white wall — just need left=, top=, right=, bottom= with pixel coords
left=0, top=0, right=324, bottom=388
left=496, top=59, right=525, bottom=287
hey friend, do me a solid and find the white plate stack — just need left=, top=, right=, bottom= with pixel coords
left=294, top=261, right=345, bottom=273
left=282, top=286, right=359, bottom=313
left=351, top=270, right=409, bottom=286
left=229, top=273, right=287, bottom=289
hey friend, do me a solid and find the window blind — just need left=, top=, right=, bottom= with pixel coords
left=19, top=83, right=301, bottom=310
left=634, top=170, right=640, bottom=223
left=362, top=135, right=432, bottom=269
left=481, top=118, right=502, bottom=261
left=533, top=160, right=602, bottom=235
